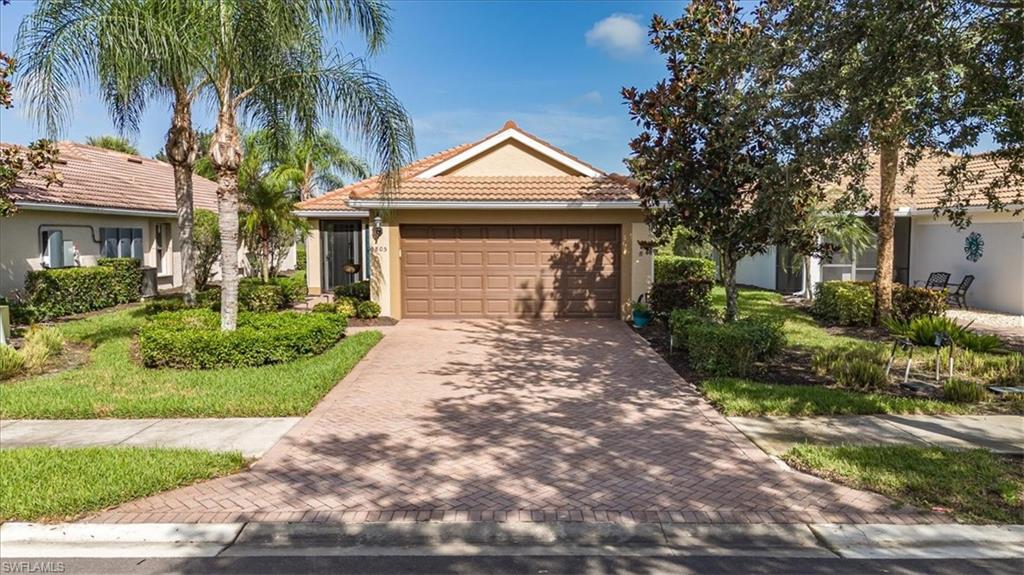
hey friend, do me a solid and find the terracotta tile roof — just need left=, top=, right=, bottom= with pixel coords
left=295, top=122, right=636, bottom=211
left=7, top=141, right=219, bottom=213
left=843, top=151, right=1022, bottom=210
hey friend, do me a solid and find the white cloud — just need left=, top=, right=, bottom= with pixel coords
left=574, top=90, right=603, bottom=106
left=585, top=14, right=647, bottom=58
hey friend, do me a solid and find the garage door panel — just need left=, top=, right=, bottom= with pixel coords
left=402, top=224, right=620, bottom=318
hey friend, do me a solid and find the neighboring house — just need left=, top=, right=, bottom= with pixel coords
left=295, top=121, right=652, bottom=319
left=736, top=153, right=1024, bottom=315
left=1, top=141, right=293, bottom=299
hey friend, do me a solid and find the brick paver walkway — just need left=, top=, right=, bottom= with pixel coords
left=88, top=320, right=944, bottom=525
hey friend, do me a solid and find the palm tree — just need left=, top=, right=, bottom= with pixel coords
left=188, top=0, right=415, bottom=329
left=264, top=130, right=370, bottom=200
left=85, top=134, right=139, bottom=155
left=17, top=0, right=206, bottom=304
left=797, top=205, right=875, bottom=301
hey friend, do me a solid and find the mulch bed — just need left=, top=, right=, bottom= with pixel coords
left=347, top=317, right=399, bottom=327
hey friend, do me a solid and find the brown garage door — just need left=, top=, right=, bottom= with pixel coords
left=401, top=224, right=620, bottom=318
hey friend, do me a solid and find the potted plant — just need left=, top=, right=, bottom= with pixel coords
left=632, top=297, right=653, bottom=328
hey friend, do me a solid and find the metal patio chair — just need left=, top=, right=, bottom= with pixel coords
left=947, top=275, right=974, bottom=310
left=914, top=272, right=951, bottom=290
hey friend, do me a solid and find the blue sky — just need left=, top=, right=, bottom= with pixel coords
left=0, top=0, right=681, bottom=173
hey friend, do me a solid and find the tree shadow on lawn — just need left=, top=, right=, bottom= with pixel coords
left=184, top=320, right=915, bottom=520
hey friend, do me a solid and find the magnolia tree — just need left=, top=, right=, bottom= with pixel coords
left=624, top=0, right=824, bottom=321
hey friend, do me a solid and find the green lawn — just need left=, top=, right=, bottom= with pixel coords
left=0, top=307, right=383, bottom=418
left=0, top=447, right=245, bottom=522
left=783, top=444, right=1024, bottom=524
left=704, top=378, right=973, bottom=416
left=712, top=286, right=861, bottom=350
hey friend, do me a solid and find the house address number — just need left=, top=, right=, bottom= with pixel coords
left=371, top=246, right=388, bottom=254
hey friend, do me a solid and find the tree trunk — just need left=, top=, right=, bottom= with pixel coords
left=803, top=255, right=814, bottom=301
left=302, top=156, right=314, bottom=201
left=211, top=104, right=243, bottom=331
left=873, top=141, right=898, bottom=325
left=164, top=89, right=198, bottom=304
left=721, top=249, right=739, bottom=322
left=261, top=232, right=270, bottom=283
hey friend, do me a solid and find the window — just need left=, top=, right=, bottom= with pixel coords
left=100, top=228, right=143, bottom=260
left=155, top=223, right=171, bottom=274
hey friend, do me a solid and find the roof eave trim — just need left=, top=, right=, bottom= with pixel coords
left=14, top=201, right=177, bottom=218
left=347, top=200, right=641, bottom=210
left=414, top=129, right=604, bottom=179
left=293, top=209, right=370, bottom=218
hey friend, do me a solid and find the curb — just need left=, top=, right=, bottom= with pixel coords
left=2, top=521, right=1021, bottom=559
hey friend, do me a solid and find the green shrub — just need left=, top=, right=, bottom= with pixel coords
left=334, top=280, right=370, bottom=301
left=238, top=283, right=285, bottom=312
left=24, top=258, right=142, bottom=320
left=356, top=300, right=381, bottom=319
left=887, top=315, right=972, bottom=347
left=0, top=345, right=25, bottom=380
left=669, top=308, right=713, bottom=347
left=654, top=256, right=716, bottom=283
left=142, top=296, right=194, bottom=315
left=97, top=258, right=144, bottom=304
left=685, top=316, right=785, bottom=376
left=832, top=359, right=889, bottom=391
left=812, top=281, right=873, bottom=326
left=0, top=298, right=37, bottom=325
left=943, top=378, right=987, bottom=403
left=812, top=342, right=889, bottom=377
left=892, top=285, right=947, bottom=322
left=311, top=302, right=337, bottom=313
left=272, top=272, right=307, bottom=306
left=335, top=298, right=358, bottom=318
left=139, top=309, right=348, bottom=369
left=196, top=288, right=221, bottom=309
left=194, top=209, right=221, bottom=291
left=650, top=256, right=715, bottom=315
left=956, top=331, right=1005, bottom=353
left=295, top=242, right=307, bottom=272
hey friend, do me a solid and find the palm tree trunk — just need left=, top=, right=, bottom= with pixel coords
left=873, top=141, right=898, bottom=325
left=721, top=248, right=739, bottom=322
left=165, top=89, right=198, bottom=304
left=302, top=157, right=314, bottom=201
left=211, top=105, right=243, bottom=331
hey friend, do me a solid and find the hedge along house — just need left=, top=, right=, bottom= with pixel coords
left=735, top=152, right=1024, bottom=315
left=295, top=121, right=653, bottom=319
left=2, top=141, right=220, bottom=298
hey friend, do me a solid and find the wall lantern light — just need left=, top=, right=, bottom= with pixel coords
left=372, top=215, right=383, bottom=241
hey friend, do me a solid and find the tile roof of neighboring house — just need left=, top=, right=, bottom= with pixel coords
left=7, top=141, right=219, bottom=214
left=294, top=121, right=637, bottom=212
left=844, top=151, right=1022, bottom=211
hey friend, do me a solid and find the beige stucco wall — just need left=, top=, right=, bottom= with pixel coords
left=369, top=209, right=651, bottom=320
left=0, top=209, right=176, bottom=298
left=910, top=211, right=1024, bottom=315
left=444, top=141, right=582, bottom=177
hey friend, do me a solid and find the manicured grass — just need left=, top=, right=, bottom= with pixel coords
left=783, top=444, right=1024, bottom=523
left=712, top=286, right=861, bottom=350
left=0, top=307, right=383, bottom=418
left=703, top=378, right=973, bottom=416
left=0, top=447, right=246, bottom=522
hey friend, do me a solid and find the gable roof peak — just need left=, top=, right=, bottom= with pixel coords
left=502, top=119, right=518, bottom=130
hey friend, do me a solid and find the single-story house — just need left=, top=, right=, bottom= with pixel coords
left=1, top=141, right=293, bottom=299
left=735, top=153, right=1024, bottom=315
left=294, top=121, right=652, bottom=319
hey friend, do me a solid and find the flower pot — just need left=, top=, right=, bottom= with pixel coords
left=632, top=310, right=652, bottom=328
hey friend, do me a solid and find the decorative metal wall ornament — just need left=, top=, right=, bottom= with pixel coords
left=964, top=232, right=984, bottom=262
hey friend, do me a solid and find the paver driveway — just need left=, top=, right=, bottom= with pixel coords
left=90, top=320, right=941, bottom=525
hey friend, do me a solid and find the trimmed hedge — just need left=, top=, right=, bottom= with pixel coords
left=671, top=311, right=785, bottom=377
left=23, top=258, right=142, bottom=320
left=139, top=309, right=347, bottom=369
left=649, top=256, right=715, bottom=315
left=813, top=281, right=948, bottom=326
left=333, top=280, right=370, bottom=301
left=239, top=284, right=284, bottom=312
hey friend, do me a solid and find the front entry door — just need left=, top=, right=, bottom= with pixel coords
left=322, top=221, right=363, bottom=292
left=775, top=246, right=803, bottom=295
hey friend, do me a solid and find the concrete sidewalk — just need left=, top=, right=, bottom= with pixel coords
left=728, top=415, right=1024, bottom=455
left=0, top=418, right=300, bottom=457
